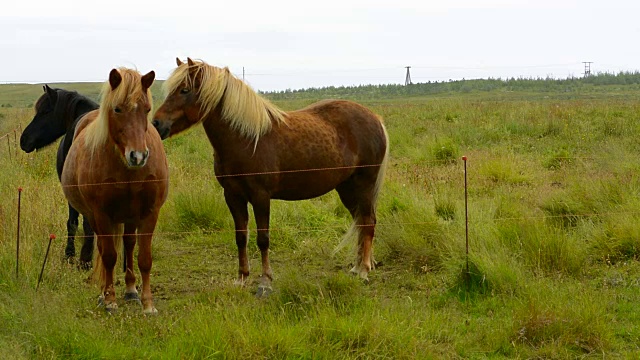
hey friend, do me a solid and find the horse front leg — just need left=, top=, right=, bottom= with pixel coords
left=137, top=213, right=159, bottom=315
left=122, top=223, right=140, bottom=304
left=224, top=191, right=249, bottom=285
left=93, top=215, right=119, bottom=313
left=252, top=199, right=272, bottom=297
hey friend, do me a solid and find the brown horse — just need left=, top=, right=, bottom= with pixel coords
left=61, top=68, right=169, bottom=313
left=153, top=58, right=388, bottom=295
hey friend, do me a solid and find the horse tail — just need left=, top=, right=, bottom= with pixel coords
left=90, top=224, right=124, bottom=286
left=335, top=117, right=389, bottom=254
left=373, top=120, right=390, bottom=211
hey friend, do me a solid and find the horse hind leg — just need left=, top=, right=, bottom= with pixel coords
left=252, top=199, right=273, bottom=297
left=337, top=181, right=378, bottom=281
left=65, top=204, right=80, bottom=261
left=351, top=213, right=376, bottom=281
left=78, top=216, right=95, bottom=270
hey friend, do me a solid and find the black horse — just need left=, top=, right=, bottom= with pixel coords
left=20, top=85, right=98, bottom=268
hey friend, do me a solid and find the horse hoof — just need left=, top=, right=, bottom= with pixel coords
left=78, top=261, right=92, bottom=271
left=98, top=295, right=119, bottom=313
left=124, top=292, right=142, bottom=305
left=105, top=302, right=118, bottom=314
left=143, top=307, right=158, bottom=316
left=349, top=267, right=370, bottom=283
left=256, top=285, right=273, bottom=298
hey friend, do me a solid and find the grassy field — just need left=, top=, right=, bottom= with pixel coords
left=1, top=81, right=640, bottom=358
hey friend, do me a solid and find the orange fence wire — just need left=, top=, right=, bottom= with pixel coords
left=8, top=153, right=640, bottom=243
left=39, top=209, right=640, bottom=241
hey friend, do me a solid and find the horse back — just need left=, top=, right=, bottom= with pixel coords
left=221, top=99, right=386, bottom=200
left=283, top=99, right=387, bottom=164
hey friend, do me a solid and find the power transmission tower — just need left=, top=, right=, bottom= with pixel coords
left=582, top=62, right=593, bottom=77
left=405, top=66, right=412, bottom=85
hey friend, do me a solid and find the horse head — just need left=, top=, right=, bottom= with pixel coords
left=152, top=57, right=204, bottom=140
left=103, top=68, right=155, bottom=168
left=20, top=85, right=66, bottom=152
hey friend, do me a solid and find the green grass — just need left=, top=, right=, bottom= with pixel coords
left=2, top=82, right=640, bottom=358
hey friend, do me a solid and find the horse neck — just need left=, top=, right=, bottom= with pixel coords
left=201, top=105, right=252, bottom=161
left=69, top=98, right=99, bottom=131
left=57, top=98, right=99, bottom=160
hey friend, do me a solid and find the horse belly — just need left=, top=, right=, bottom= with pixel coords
left=60, top=149, right=89, bottom=217
left=271, top=170, right=350, bottom=200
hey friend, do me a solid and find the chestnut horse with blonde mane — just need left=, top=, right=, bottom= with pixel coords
left=153, top=58, right=388, bottom=295
left=62, top=68, right=168, bottom=313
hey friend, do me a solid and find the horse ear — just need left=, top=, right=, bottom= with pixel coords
left=187, top=57, right=195, bottom=67
left=176, top=58, right=183, bottom=66
left=109, top=69, right=122, bottom=90
left=141, top=71, right=155, bottom=90
left=44, top=84, right=56, bottom=98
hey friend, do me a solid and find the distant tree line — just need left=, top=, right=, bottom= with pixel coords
left=261, top=71, right=640, bottom=101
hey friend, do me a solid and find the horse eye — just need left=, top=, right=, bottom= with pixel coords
left=180, top=88, right=190, bottom=94
left=114, top=107, right=122, bottom=114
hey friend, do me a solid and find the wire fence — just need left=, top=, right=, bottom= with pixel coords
left=3, top=113, right=640, bottom=275
left=7, top=141, right=640, bottom=289
left=0, top=126, right=21, bottom=140
left=1, top=126, right=21, bottom=161
left=21, top=208, right=640, bottom=243
left=6, top=152, right=640, bottom=240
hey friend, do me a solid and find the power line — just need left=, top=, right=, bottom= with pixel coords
left=0, top=62, right=596, bottom=83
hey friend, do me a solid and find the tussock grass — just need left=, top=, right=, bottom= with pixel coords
left=171, top=184, right=228, bottom=233
left=512, top=282, right=614, bottom=357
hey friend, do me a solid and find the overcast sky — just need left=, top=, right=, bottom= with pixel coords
left=2, top=0, right=639, bottom=91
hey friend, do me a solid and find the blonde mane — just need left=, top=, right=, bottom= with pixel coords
left=162, top=59, right=286, bottom=142
left=84, top=68, right=152, bottom=155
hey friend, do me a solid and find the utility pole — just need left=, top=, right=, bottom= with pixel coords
left=405, top=66, right=412, bottom=86
left=582, top=62, right=593, bottom=77
left=242, top=67, right=245, bottom=82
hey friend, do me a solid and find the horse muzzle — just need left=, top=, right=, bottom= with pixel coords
left=151, top=119, right=171, bottom=140
left=19, top=137, right=36, bottom=153
left=126, top=148, right=149, bottom=168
